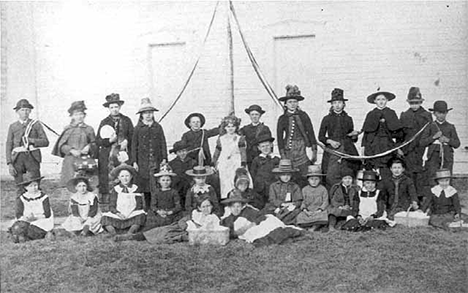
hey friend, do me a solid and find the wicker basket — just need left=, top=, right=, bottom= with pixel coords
left=394, top=209, right=429, bottom=227
left=187, top=227, right=230, bottom=246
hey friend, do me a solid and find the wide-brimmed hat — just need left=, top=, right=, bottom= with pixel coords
left=103, top=93, right=125, bottom=107
left=221, top=189, right=250, bottom=205
left=305, top=165, right=326, bottom=177
left=255, top=133, right=275, bottom=145
left=13, top=99, right=34, bottom=110
left=367, top=91, right=396, bottom=104
left=359, top=170, right=379, bottom=182
left=110, top=164, right=138, bottom=180
left=169, top=140, right=189, bottom=154
left=244, top=104, right=265, bottom=115
left=184, top=113, right=206, bottom=129
left=407, top=87, right=424, bottom=102
left=68, top=101, right=87, bottom=114
left=434, top=168, right=453, bottom=180
left=340, top=167, right=354, bottom=179
left=185, top=165, right=214, bottom=177
left=66, top=176, right=93, bottom=193
left=278, top=85, right=305, bottom=102
left=153, top=163, right=177, bottom=177
left=17, top=172, right=44, bottom=186
left=272, top=159, right=298, bottom=174
left=429, top=100, right=452, bottom=113
left=327, top=88, right=348, bottom=103
left=387, top=157, right=407, bottom=169
left=136, top=98, right=158, bottom=114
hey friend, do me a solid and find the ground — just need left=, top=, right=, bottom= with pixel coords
left=0, top=179, right=467, bottom=293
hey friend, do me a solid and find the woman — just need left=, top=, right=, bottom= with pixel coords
left=52, top=101, right=96, bottom=187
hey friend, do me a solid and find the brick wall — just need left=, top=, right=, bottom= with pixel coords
left=1, top=1, right=467, bottom=177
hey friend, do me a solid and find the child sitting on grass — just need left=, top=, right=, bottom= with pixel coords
left=62, top=176, right=102, bottom=236
left=296, top=165, right=329, bottom=231
left=221, top=189, right=261, bottom=239
left=185, top=165, right=221, bottom=217
left=342, top=170, right=388, bottom=231
left=421, top=169, right=466, bottom=229
left=327, top=168, right=360, bottom=231
left=9, top=173, right=54, bottom=243
left=266, top=159, right=303, bottom=225
left=233, top=169, right=264, bottom=210
left=101, top=164, right=146, bottom=235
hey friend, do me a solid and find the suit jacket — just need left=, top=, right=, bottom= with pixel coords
left=181, top=128, right=219, bottom=166
left=239, top=123, right=272, bottom=165
left=6, top=119, right=49, bottom=164
left=419, top=121, right=460, bottom=161
left=379, top=175, right=418, bottom=213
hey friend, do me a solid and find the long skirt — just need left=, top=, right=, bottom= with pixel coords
left=296, top=209, right=328, bottom=227
left=101, top=213, right=146, bottom=229
left=62, top=214, right=103, bottom=234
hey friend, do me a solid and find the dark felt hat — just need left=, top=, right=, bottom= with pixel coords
left=136, top=98, right=158, bottom=114
left=244, top=104, right=265, bottom=115
left=255, top=133, right=275, bottom=145
left=429, top=100, right=452, bottom=112
left=110, top=164, right=138, bottom=180
left=407, top=87, right=424, bottom=102
left=387, top=157, right=407, bottom=169
left=221, top=189, right=250, bottom=205
left=103, top=93, right=125, bottom=107
left=278, top=85, right=305, bottom=102
left=272, top=159, right=298, bottom=174
left=327, top=88, right=348, bottom=103
left=186, top=165, right=214, bottom=177
left=340, top=167, right=354, bottom=178
left=68, top=100, right=87, bottom=114
left=434, top=168, right=453, bottom=180
left=184, top=113, right=206, bottom=129
left=17, top=172, right=44, bottom=186
left=13, top=99, right=34, bottom=110
left=367, top=91, right=396, bottom=104
left=359, top=170, right=379, bottom=182
left=169, top=140, right=189, bottom=154
left=66, top=176, right=93, bottom=193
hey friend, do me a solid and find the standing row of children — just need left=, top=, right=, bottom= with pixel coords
left=7, top=84, right=464, bottom=243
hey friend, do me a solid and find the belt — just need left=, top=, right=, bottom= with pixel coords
left=12, top=146, right=38, bottom=154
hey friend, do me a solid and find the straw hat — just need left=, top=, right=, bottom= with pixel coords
left=17, top=172, right=44, bottom=186
left=185, top=165, right=214, bottom=177
left=136, top=98, right=158, bottom=114
left=433, top=168, right=453, bottom=180
left=272, top=159, right=298, bottom=174
left=110, top=164, right=137, bottom=180
left=221, top=189, right=250, bottom=205
left=305, top=165, right=326, bottom=177
left=184, top=113, right=206, bottom=128
left=153, top=163, right=177, bottom=177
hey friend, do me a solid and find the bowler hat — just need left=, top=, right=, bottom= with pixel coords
left=429, top=100, right=452, bottom=113
left=17, top=172, right=44, bottom=186
left=186, top=165, right=214, bottom=177
left=278, top=85, right=305, bottom=102
left=169, top=140, right=189, bottom=154
left=327, top=88, right=348, bottom=103
left=13, top=99, right=34, bottom=110
left=136, top=98, right=158, bottom=114
left=433, top=168, right=453, bottom=180
left=184, top=113, right=206, bottom=129
left=68, top=101, right=87, bottom=114
left=407, top=87, right=424, bottom=102
left=244, top=104, right=265, bottom=115
left=305, top=165, right=326, bottom=177
left=103, top=93, right=125, bottom=107
left=153, top=163, right=177, bottom=177
left=221, top=189, right=250, bottom=205
left=255, top=133, right=275, bottom=145
left=110, top=164, right=138, bottom=180
left=272, top=159, right=298, bottom=174
left=359, top=170, right=379, bottom=182
left=66, top=176, right=93, bottom=193
left=367, top=91, right=396, bottom=104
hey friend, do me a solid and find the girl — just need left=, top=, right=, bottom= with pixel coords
left=319, top=88, right=360, bottom=188
left=221, top=189, right=261, bottom=239
left=62, top=176, right=103, bottom=236
left=296, top=165, right=329, bottom=231
left=52, top=101, right=96, bottom=187
left=185, top=165, right=221, bottom=217
left=233, top=170, right=264, bottom=210
left=361, top=91, right=402, bottom=180
left=328, top=168, right=360, bottom=231
left=9, top=173, right=54, bottom=243
left=131, top=97, right=167, bottom=211
left=101, top=164, right=146, bottom=235
left=212, top=115, right=247, bottom=199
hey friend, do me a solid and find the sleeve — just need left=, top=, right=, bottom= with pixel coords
left=5, top=125, right=13, bottom=164
left=407, top=179, right=418, bottom=203
left=421, top=193, right=433, bottom=213
left=319, top=188, right=329, bottom=210
left=351, top=190, right=360, bottom=217
left=42, top=197, right=52, bottom=218
left=452, top=193, right=461, bottom=215
left=172, top=190, right=182, bottom=214
left=131, top=126, right=139, bottom=164
left=209, top=187, right=222, bottom=217
left=135, top=195, right=144, bottom=211
left=212, top=137, right=222, bottom=166
left=373, top=191, right=386, bottom=218
left=150, top=190, right=158, bottom=211
left=303, top=113, right=317, bottom=148
left=447, top=125, right=461, bottom=148
left=362, top=111, right=379, bottom=133
left=250, top=158, right=259, bottom=180
left=109, top=189, right=118, bottom=214
left=318, top=116, right=329, bottom=145
left=185, top=189, right=193, bottom=213
left=15, top=197, right=24, bottom=219
left=96, top=120, right=112, bottom=148
left=276, top=116, right=286, bottom=154
left=86, top=126, right=98, bottom=158
left=292, top=184, right=303, bottom=207
left=239, top=136, right=247, bottom=165
left=70, top=199, right=80, bottom=217
left=206, top=126, right=220, bottom=138
left=385, top=109, right=402, bottom=132
left=269, top=184, right=281, bottom=207
left=126, top=118, right=135, bottom=164
left=59, top=129, right=74, bottom=155
left=88, top=195, right=99, bottom=217
left=348, top=116, right=358, bottom=143
left=419, top=123, right=435, bottom=147
left=30, top=122, right=49, bottom=148
left=158, top=124, right=168, bottom=161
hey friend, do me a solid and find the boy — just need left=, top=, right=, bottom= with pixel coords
left=328, top=168, right=360, bottom=231
left=420, top=101, right=460, bottom=186
left=181, top=113, right=219, bottom=166
left=168, top=140, right=196, bottom=207
left=399, top=87, right=432, bottom=193
left=6, top=99, right=49, bottom=194
left=250, top=134, right=280, bottom=204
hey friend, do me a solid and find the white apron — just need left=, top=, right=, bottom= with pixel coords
left=102, top=185, right=146, bottom=219
left=17, top=192, right=54, bottom=232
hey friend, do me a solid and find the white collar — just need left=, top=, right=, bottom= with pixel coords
left=193, top=184, right=210, bottom=193
left=259, top=153, right=270, bottom=158
left=435, top=120, right=446, bottom=125
left=115, top=184, right=138, bottom=193
left=431, top=185, right=457, bottom=198
left=251, top=122, right=261, bottom=126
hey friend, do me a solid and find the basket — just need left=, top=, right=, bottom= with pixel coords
left=394, top=208, right=429, bottom=227
left=187, top=227, right=230, bottom=246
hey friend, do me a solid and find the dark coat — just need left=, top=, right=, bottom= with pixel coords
left=421, top=187, right=461, bottom=215
left=6, top=119, right=49, bottom=165
left=96, top=114, right=134, bottom=194
left=399, top=107, right=432, bottom=173
left=277, top=110, right=317, bottom=155
left=379, top=175, right=418, bottom=217
left=250, top=155, right=280, bottom=197
left=168, top=156, right=197, bottom=202
left=150, top=188, right=182, bottom=214
left=420, top=121, right=460, bottom=164
left=240, top=188, right=265, bottom=210
left=328, top=183, right=360, bottom=217
left=268, top=181, right=303, bottom=208
left=181, top=128, right=219, bottom=166
left=239, top=123, right=272, bottom=167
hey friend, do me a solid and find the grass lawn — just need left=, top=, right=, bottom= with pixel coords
left=1, top=179, right=467, bottom=293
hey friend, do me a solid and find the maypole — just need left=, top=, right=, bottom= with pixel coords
left=226, top=0, right=235, bottom=115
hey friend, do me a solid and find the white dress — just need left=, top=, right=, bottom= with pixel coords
left=16, top=192, right=54, bottom=232
left=62, top=191, right=103, bottom=234
left=215, top=134, right=246, bottom=199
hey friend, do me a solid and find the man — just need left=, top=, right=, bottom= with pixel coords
left=6, top=99, right=49, bottom=194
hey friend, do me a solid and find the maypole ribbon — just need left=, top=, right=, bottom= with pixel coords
left=318, top=122, right=430, bottom=160
left=158, top=1, right=220, bottom=123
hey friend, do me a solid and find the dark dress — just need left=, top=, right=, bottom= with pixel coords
left=240, top=188, right=265, bottom=210
left=421, top=186, right=462, bottom=229
left=184, top=184, right=222, bottom=217
left=181, top=128, right=219, bottom=166
left=96, top=114, right=134, bottom=196
left=220, top=206, right=261, bottom=239
left=145, top=188, right=182, bottom=228
left=239, top=123, right=272, bottom=170
left=328, top=183, right=360, bottom=218
left=319, top=110, right=360, bottom=188
left=250, top=154, right=280, bottom=203
left=379, top=175, right=418, bottom=220
left=168, top=156, right=197, bottom=207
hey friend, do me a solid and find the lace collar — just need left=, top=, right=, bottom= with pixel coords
left=431, top=185, right=457, bottom=198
